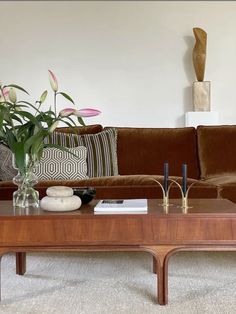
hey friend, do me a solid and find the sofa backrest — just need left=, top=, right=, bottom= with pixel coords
left=114, top=127, right=200, bottom=179
left=56, top=124, right=103, bottom=134
left=197, top=125, right=236, bottom=179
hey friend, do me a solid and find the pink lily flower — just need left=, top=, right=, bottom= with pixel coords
left=59, top=108, right=101, bottom=118
left=48, top=70, right=58, bottom=92
left=59, top=108, right=76, bottom=117
left=77, top=108, right=101, bottom=117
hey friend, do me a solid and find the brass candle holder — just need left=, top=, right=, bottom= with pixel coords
left=150, top=178, right=174, bottom=208
left=168, top=179, right=197, bottom=213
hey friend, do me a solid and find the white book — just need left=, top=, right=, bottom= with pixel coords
left=94, top=199, right=148, bottom=213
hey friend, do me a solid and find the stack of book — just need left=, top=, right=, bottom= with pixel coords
left=94, top=199, right=148, bottom=214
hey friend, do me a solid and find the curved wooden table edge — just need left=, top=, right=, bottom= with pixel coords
left=0, top=244, right=236, bottom=305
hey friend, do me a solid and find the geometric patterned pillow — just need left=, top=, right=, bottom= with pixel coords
left=33, top=146, right=88, bottom=181
left=45, top=128, right=118, bottom=178
left=0, top=144, right=17, bottom=181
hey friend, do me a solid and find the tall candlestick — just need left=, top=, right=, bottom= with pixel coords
left=182, top=164, right=187, bottom=196
left=164, top=162, right=169, bottom=196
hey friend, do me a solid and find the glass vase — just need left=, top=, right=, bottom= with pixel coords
left=12, top=154, right=39, bottom=208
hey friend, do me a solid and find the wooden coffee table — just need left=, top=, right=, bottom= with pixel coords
left=0, top=198, right=236, bottom=305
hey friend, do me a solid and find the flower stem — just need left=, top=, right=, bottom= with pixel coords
left=54, top=92, right=57, bottom=116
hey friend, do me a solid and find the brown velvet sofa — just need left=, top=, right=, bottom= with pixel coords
left=1, top=125, right=236, bottom=203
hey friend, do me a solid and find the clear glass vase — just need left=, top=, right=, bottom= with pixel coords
left=12, top=154, right=39, bottom=208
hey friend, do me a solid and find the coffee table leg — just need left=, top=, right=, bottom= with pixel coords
left=0, top=252, right=6, bottom=302
left=16, top=252, right=26, bottom=275
left=144, top=245, right=176, bottom=305
left=151, top=254, right=168, bottom=305
left=157, top=256, right=168, bottom=305
left=0, top=255, right=2, bottom=301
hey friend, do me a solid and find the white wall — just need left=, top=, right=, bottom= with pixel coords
left=1, top=1, right=236, bottom=127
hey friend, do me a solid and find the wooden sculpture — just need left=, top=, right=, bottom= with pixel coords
left=192, top=27, right=207, bottom=82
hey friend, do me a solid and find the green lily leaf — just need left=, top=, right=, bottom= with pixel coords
left=5, top=128, right=17, bottom=150
left=16, top=123, right=32, bottom=139
left=77, top=116, right=85, bottom=126
left=32, top=138, right=44, bottom=159
left=12, top=142, right=25, bottom=172
left=16, top=110, right=40, bottom=125
left=0, top=101, right=16, bottom=109
left=11, top=114, right=23, bottom=124
left=37, top=145, right=44, bottom=161
left=17, top=101, right=41, bottom=114
left=0, top=129, right=6, bottom=140
left=0, top=106, right=8, bottom=129
left=24, top=130, right=46, bottom=153
left=56, top=119, right=76, bottom=130
left=14, top=104, right=28, bottom=109
left=58, top=92, right=75, bottom=105
left=63, top=115, right=77, bottom=127
left=7, top=84, right=29, bottom=95
left=0, top=111, right=4, bottom=131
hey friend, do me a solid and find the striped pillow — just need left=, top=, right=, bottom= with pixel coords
left=45, top=128, right=118, bottom=178
left=34, top=146, right=88, bottom=180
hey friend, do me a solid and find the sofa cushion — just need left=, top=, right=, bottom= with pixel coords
left=110, top=127, right=200, bottom=179
left=46, top=128, right=118, bottom=178
left=204, top=175, right=236, bottom=186
left=0, top=144, right=17, bottom=181
left=34, top=146, right=88, bottom=180
left=220, top=185, right=236, bottom=204
left=0, top=175, right=218, bottom=200
left=197, top=125, right=236, bottom=179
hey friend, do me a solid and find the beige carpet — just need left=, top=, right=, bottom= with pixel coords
left=0, top=251, right=235, bottom=314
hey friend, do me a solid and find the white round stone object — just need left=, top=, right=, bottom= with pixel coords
left=46, top=186, right=74, bottom=197
left=40, top=195, right=82, bottom=212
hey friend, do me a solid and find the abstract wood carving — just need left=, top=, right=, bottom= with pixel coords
left=192, top=28, right=207, bottom=82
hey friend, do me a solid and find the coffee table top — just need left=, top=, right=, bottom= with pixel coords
left=0, top=199, right=236, bottom=247
left=0, top=199, right=235, bottom=218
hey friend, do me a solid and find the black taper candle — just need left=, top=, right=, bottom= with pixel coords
left=182, top=164, right=187, bottom=196
left=164, top=162, right=169, bottom=196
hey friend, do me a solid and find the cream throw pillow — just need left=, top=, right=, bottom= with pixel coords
left=34, top=146, right=88, bottom=180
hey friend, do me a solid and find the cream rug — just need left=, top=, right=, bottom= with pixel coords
left=0, top=251, right=235, bottom=314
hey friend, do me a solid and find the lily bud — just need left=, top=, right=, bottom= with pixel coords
left=40, top=90, right=48, bottom=103
left=77, top=108, right=101, bottom=117
left=9, top=88, right=17, bottom=103
left=48, top=70, right=58, bottom=92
